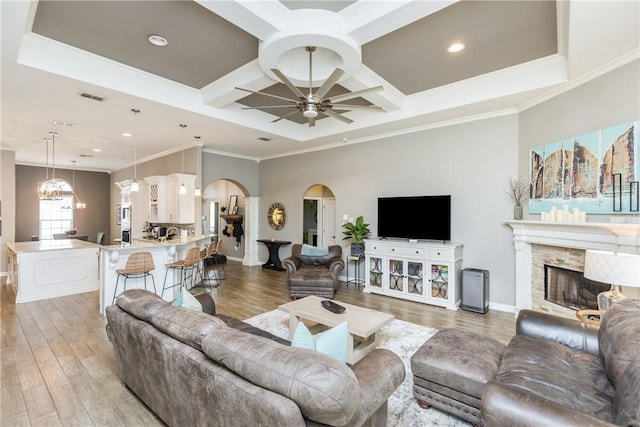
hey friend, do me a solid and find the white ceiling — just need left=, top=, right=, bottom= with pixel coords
left=1, top=0, right=638, bottom=172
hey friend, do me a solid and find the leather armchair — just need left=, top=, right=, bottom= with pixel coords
left=282, top=244, right=345, bottom=299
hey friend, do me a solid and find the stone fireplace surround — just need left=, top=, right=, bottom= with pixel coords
left=506, top=221, right=640, bottom=318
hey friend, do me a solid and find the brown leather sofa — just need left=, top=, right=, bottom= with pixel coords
left=482, top=299, right=640, bottom=426
left=106, top=289, right=405, bottom=427
left=283, top=244, right=345, bottom=299
left=412, top=299, right=639, bottom=427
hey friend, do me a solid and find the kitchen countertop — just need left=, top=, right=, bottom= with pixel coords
left=100, top=234, right=214, bottom=250
left=6, top=239, right=98, bottom=253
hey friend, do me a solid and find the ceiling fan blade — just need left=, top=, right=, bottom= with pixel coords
left=308, top=117, right=316, bottom=127
left=271, top=69, right=307, bottom=99
left=235, top=87, right=298, bottom=103
left=314, top=68, right=345, bottom=100
left=241, top=105, right=297, bottom=110
left=325, top=85, right=384, bottom=104
left=323, top=109, right=353, bottom=124
left=272, top=110, right=301, bottom=123
left=331, top=104, right=383, bottom=110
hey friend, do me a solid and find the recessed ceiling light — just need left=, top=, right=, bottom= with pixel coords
left=52, top=119, right=77, bottom=127
left=79, top=154, right=93, bottom=158
left=257, top=137, right=271, bottom=142
left=122, top=132, right=132, bottom=137
left=148, top=34, right=168, bottom=47
left=448, top=42, right=465, bottom=53
left=92, top=148, right=102, bottom=152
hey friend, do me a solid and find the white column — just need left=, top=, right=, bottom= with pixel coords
left=243, top=196, right=261, bottom=266
left=513, top=238, right=532, bottom=315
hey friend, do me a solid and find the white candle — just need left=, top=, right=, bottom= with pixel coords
left=580, top=212, right=587, bottom=223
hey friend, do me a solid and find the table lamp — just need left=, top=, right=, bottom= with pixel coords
left=583, top=250, right=640, bottom=310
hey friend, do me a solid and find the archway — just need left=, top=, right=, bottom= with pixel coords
left=202, top=179, right=251, bottom=262
left=302, top=184, right=336, bottom=247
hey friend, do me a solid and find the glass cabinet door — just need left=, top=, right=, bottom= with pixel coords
left=430, top=264, right=449, bottom=301
left=407, top=261, right=425, bottom=297
left=368, top=257, right=383, bottom=289
left=388, top=259, right=404, bottom=292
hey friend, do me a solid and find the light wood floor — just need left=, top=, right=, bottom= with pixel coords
left=1, top=261, right=516, bottom=426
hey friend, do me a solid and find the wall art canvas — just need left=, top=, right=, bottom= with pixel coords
left=529, top=120, right=639, bottom=214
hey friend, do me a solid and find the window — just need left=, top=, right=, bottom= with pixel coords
left=39, top=180, right=74, bottom=240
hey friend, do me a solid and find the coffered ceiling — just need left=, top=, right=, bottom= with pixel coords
left=1, top=1, right=638, bottom=172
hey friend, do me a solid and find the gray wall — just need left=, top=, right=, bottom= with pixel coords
left=519, top=60, right=640, bottom=220
left=1, top=149, right=16, bottom=272
left=259, top=115, right=520, bottom=308
left=14, top=165, right=110, bottom=243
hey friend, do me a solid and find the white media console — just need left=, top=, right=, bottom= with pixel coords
left=364, top=239, right=463, bottom=310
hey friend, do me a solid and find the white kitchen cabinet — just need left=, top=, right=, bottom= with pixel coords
left=364, top=239, right=463, bottom=310
left=145, top=174, right=195, bottom=224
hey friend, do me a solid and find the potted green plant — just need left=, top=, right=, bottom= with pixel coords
left=342, top=216, right=370, bottom=257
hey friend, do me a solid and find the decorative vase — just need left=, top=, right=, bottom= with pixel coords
left=351, top=242, right=365, bottom=257
left=514, top=203, right=523, bottom=220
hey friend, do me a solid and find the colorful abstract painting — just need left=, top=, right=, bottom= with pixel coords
left=529, top=121, right=639, bottom=214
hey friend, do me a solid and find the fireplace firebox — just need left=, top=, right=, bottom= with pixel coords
left=544, top=265, right=610, bottom=310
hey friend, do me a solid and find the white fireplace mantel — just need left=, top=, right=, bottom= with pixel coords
left=505, top=220, right=640, bottom=313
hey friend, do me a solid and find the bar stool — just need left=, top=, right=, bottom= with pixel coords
left=161, top=247, right=202, bottom=298
left=198, top=241, right=219, bottom=292
left=112, top=252, right=156, bottom=303
left=209, top=239, right=227, bottom=280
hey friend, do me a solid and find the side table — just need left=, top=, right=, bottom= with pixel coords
left=576, top=309, right=605, bottom=326
left=347, top=255, right=365, bottom=289
left=257, top=239, right=291, bottom=271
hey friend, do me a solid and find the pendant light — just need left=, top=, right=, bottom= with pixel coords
left=38, top=132, right=65, bottom=200
left=72, top=161, right=86, bottom=209
left=193, top=135, right=201, bottom=197
left=131, top=108, right=141, bottom=192
left=179, top=124, right=187, bottom=194
left=63, top=160, right=86, bottom=209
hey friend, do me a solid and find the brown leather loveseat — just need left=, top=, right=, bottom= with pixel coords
left=411, top=299, right=640, bottom=426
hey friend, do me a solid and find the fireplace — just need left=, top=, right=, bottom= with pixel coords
left=506, top=220, right=640, bottom=318
left=544, top=265, right=609, bottom=310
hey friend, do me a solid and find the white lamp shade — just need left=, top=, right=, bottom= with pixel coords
left=583, top=250, right=640, bottom=287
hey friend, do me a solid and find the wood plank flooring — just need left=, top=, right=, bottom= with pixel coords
left=1, top=261, right=516, bottom=426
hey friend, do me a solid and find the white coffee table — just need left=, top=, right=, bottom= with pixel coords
left=279, top=296, right=395, bottom=363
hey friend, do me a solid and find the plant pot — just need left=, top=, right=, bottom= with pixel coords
left=351, top=242, right=365, bottom=257
left=514, top=204, right=523, bottom=220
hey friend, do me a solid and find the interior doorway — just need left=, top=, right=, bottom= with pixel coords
left=302, top=185, right=336, bottom=247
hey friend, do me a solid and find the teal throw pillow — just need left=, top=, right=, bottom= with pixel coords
left=171, top=288, right=202, bottom=312
left=291, top=321, right=348, bottom=363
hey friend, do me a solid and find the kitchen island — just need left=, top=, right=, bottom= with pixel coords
left=6, top=240, right=100, bottom=303
left=99, top=234, right=214, bottom=313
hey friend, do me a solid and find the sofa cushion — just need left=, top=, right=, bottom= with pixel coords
left=291, top=321, right=348, bottom=363
left=598, top=298, right=640, bottom=388
left=496, top=334, right=615, bottom=422
left=151, top=306, right=226, bottom=352
left=201, top=325, right=360, bottom=426
left=171, top=288, right=202, bottom=311
left=614, top=358, right=640, bottom=426
left=116, top=289, right=168, bottom=322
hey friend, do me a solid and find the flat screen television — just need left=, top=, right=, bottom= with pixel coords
left=377, top=195, right=451, bottom=241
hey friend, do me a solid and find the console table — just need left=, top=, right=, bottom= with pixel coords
left=364, top=239, right=463, bottom=310
left=257, top=239, right=291, bottom=271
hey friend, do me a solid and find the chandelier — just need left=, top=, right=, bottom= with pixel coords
left=37, top=132, right=65, bottom=200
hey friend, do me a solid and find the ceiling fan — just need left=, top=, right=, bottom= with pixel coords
left=236, top=46, right=383, bottom=127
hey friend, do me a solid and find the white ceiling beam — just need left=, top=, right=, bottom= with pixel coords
left=195, top=0, right=288, bottom=40
left=342, top=0, right=458, bottom=45
left=201, top=59, right=276, bottom=108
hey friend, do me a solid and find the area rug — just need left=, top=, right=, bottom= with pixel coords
left=245, top=310, right=470, bottom=427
